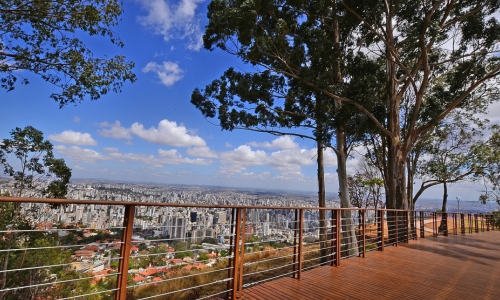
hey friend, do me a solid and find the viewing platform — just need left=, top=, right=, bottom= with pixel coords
left=0, top=197, right=497, bottom=300
left=242, top=231, right=500, bottom=299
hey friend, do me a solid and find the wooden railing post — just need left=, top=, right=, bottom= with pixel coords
left=297, top=209, right=304, bottom=279
left=335, top=209, right=341, bottom=264
left=467, top=214, right=474, bottom=233
left=481, top=214, right=485, bottom=232
left=475, top=214, right=479, bottom=233
left=432, top=213, right=437, bottom=237
left=443, top=213, right=448, bottom=236
left=231, top=208, right=242, bottom=300
left=378, top=210, right=385, bottom=251
left=461, top=213, right=465, bottom=234
left=405, top=211, right=410, bottom=243
left=293, top=209, right=299, bottom=276
left=237, top=209, right=246, bottom=297
left=471, top=214, right=474, bottom=233
left=362, top=210, right=366, bottom=257
left=413, top=211, right=418, bottom=240
left=395, top=212, right=398, bottom=246
left=420, top=212, right=425, bottom=238
left=115, top=204, right=135, bottom=300
left=330, top=210, right=336, bottom=267
left=226, top=208, right=236, bottom=299
left=453, top=213, right=457, bottom=235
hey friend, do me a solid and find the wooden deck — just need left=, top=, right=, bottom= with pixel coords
left=241, top=231, right=500, bottom=300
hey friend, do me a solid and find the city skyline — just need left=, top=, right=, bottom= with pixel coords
left=1, top=0, right=498, bottom=200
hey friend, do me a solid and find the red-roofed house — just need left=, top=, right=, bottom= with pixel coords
left=182, top=263, right=207, bottom=271
left=152, top=277, right=162, bottom=284
left=138, top=267, right=157, bottom=279
left=85, top=245, right=99, bottom=251
left=133, top=274, right=147, bottom=285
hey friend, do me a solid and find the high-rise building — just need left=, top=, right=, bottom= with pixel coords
left=263, top=222, right=270, bottom=236
left=163, top=216, right=187, bottom=241
left=190, top=211, right=198, bottom=223
left=75, top=206, right=83, bottom=222
left=215, top=211, right=226, bottom=223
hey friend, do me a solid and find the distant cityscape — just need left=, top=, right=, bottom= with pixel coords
left=0, top=178, right=496, bottom=230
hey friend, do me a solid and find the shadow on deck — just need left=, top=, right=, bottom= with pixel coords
left=241, top=231, right=500, bottom=300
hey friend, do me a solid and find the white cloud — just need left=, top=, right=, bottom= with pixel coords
left=54, top=145, right=211, bottom=167
left=219, top=145, right=319, bottom=174
left=248, top=136, right=299, bottom=150
left=268, top=149, right=316, bottom=171
left=323, top=148, right=338, bottom=167
left=142, top=61, right=184, bottom=86
left=73, top=116, right=80, bottom=123
left=225, top=142, right=233, bottom=148
left=130, top=119, right=206, bottom=147
left=137, top=0, right=204, bottom=51
left=275, top=171, right=311, bottom=182
left=186, top=146, right=217, bottom=158
left=157, top=149, right=211, bottom=165
left=219, top=145, right=268, bottom=168
left=241, top=172, right=272, bottom=180
left=325, top=172, right=338, bottom=180
left=107, top=152, right=158, bottom=165
left=98, top=121, right=133, bottom=140
left=54, top=145, right=106, bottom=163
left=218, top=164, right=248, bottom=175
left=103, top=147, right=119, bottom=152
left=217, top=143, right=339, bottom=176
left=48, top=131, right=97, bottom=146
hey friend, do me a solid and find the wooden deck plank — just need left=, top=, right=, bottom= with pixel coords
left=240, top=231, right=500, bottom=300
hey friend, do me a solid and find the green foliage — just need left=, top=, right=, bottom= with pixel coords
left=198, top=253, right=210, bottom=261
left=138, top=243, right=148, bottom=251
left=174, top=250, right=193, bottom=260
left=172, top=241, right=188, bottom=252
left=0, top=202, right=72, bottom=299
left=0, top=0, right=136, bottom=106
left=0, top=126, right=71, bottom=198
left=245, top=235, right=261, bottom=244
left=201, top=237, right=218, bottom=244
left=492, top=211, right=500, bottom=228
left=414, top=115, right=500, bottom=206
left=348, top=158, right=385, bottom=209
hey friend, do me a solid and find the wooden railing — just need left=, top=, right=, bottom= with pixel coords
left=0, top=196, right=495, bottom=300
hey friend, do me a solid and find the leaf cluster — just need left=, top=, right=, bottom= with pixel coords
left=0, top=0, right=136, bottom=106
left=0, top=126, right=71, bottom=198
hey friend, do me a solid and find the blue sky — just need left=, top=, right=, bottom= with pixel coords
left=1, top=0, right=497, bottom=201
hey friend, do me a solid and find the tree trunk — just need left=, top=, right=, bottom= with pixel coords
left=331, top=4, right=357, bottom=257
left=317, top=141, right=328, bottom=264
left=407, top=157, right=414, bottom=211
left=441, top=182, right=448, bottom=212
left=336, top=127, right=359, bottom=257
left=386, top=139, right=408, bottom=243
left=439, top=182, right=448, bottom=235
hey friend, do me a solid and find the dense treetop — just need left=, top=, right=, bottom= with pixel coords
left=0, top=0, right=136, bottom=107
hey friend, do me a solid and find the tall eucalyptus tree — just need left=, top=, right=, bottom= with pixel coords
left=191, top=0, right=369, bottom=256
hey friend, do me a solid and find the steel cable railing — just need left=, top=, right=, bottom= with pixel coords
left=0, top=196, right=496, bottom=300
